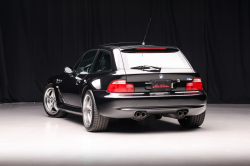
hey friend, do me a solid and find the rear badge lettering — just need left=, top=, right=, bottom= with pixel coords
left=159, top=74, right=163, bottom=79
left=152, top=84, right=170, bottom=89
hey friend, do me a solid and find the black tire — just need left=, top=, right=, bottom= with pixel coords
left=82, top=90, right=109, bottom=132
left=43, top=83, right=68, bottom=118
left=178, top=111, right=206, bottom=128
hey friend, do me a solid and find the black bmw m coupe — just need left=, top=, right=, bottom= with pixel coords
left=43, top=43, right=207, bottom=131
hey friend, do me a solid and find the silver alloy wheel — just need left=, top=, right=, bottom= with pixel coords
left=83, top=94, right=93, bottom=128
left=44, top=87, right=59, bottom=115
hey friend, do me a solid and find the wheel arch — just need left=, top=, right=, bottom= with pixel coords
left=80, top=85, right=92, bottom=106
left=47, top=78, right=53, bottom=84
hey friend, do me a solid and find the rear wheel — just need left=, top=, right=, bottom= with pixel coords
left=82, top=90, right=109, bottom=132
left=178, top=111, right=206, bottom=128
left=43, top=83, right=68, bottom=118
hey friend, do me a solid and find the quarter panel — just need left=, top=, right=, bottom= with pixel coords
left=85, top=71, right=127, bottom=91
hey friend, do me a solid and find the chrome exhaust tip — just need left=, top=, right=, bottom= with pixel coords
left=183, top=110, right=188, bottom=116
left=133, top=111, right=148, bottom=121
left=177, top=110, right=189, bottom=118
left=177, top=110, right=183, bottom=116
left=134, top=111, right=147, bottom=118
left=135, top=111, right=141, bottom=117
left=141, top=112, right=146, bottom=117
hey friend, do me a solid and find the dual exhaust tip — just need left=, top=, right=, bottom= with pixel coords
left=134, top=111, right=147, bottom=118
left=134, top=110, right=188, bottom=119
left=177, top=110, right=188, bottom=116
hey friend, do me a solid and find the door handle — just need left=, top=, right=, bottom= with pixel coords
left=75, top=76, right=82, bottom=85
left=76, top=80, right=81, bottom=85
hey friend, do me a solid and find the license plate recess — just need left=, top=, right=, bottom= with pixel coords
left=151, top=80, right=172, bottom=92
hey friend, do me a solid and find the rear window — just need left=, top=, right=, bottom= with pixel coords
left=120, top=51, right=191, bottom=69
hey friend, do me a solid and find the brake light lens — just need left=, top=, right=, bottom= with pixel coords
left=107, top=80, right=134, bottom=93
left=186, top=78, right=203, bottom=91
left=137, top=48, right=166, bottom=50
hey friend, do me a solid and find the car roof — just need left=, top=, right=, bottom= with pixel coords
left=99, top=42, right=179, bottom=50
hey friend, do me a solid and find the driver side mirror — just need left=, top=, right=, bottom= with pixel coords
left=64, top=66, right=73, bottom=74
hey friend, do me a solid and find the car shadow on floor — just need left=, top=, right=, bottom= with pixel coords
left=106, top=118, right=201, bottom=133
left=64, top=114, right=201, bottom=133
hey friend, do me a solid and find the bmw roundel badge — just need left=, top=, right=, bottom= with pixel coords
left=159, top=74, right=163, bottom=79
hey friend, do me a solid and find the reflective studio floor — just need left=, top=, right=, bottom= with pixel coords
left=0, top=103, right=250, bottom=166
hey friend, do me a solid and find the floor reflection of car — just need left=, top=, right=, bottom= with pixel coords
left=43, top=43, right=207, bottom=132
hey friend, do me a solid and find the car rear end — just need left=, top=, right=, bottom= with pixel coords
left=94, top=46, right=207, bottom=119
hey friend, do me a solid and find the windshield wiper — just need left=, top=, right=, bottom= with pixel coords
left=131, top=65, right=161, bottom=72
left=144, top=65, right=161, bottom=70
left=131, top=66, right=150, bottom=70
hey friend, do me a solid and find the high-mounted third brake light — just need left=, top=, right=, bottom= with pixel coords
left=107, top=80, right=135, bottom=93
left=186, top=78, right=203, bottom=91
left=137, top=48, right=166, bottom=50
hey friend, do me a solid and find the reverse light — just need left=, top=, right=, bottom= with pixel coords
left=186, top=78, right=203, bottom=91
left=107, top=80, right=134, bottom=93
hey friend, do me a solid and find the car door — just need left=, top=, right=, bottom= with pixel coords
left=59, top=50, right=98, bottom=106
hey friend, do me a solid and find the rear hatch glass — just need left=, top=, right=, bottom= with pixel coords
left=120, top=48, right=191, bottom=70
left=120, top=48, right=194, bottom=93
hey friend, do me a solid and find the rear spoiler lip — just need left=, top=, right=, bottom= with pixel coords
left=121, top=48, right=179, bottom=53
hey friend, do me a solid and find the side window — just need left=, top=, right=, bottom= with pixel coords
left=73, top=56, right=83, bottom=72
left=76, top=50, right=97, bottom=74
left=92, top=51, right=112, bottom=73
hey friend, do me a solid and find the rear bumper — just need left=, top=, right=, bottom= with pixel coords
left=93, top=90, right=207, bottom=118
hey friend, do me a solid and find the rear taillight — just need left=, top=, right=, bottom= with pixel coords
left=186, top=78, right=203, bottom=91
left=137, top=48, right=166, bottom=50
left=107, top=80, right=134, bottom=93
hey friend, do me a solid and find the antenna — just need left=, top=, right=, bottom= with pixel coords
left=142, top=18, right=151, bottom=45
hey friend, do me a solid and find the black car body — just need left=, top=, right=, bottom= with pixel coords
left=43, top=43, right=207, bottom=131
